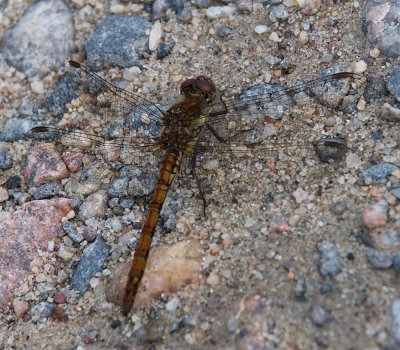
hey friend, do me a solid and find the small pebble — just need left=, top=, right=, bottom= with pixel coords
left=62, top=221, right=84, bottom=243
left=352, top=60, right=368, bottom=74
left=217, top=26, right=231, bottom=38
left=206, top=5, right=236, bottom=19
left=393, top=252, right=400, bottom=271
left=0, top=187, right=9, bottom=202
left=134, top=319, right=165, bottom=342
left=254, top=25, right=268, bottom=34
left=362, top=200, right=388, bottom=229
left=391, top=299, right=400, bottom=344
left=13, top=299, right=29, bottom=318
left=369, top=48, right=380, bottom=58
left=367, top=248, right=393, bottom=269
left=166, top=297, right=180, bottom=313
left=297, top=0, right=321, bottom=15
left=388, top=67, right=400, bottom=102
left=53, top=292, right=67, bottom=304
left=309, top=304, right=331, bottom=327
left=346, top=153, right=362, bottom=169
left=292, top=188, right=308, bottom=204
left=317, top=240, right=342, bottom=278
left=359, top=164, right=399, bottom=185
left=57, top=245, right=75, bottom=260
left=0, top=152, right=13, bottom=169
left=206, top=273, right=220, bottom=286
left=70, top=237, right=110, bottom=294
left=33, top=182, right=60, bottom=200
left=269, top=32, right=281, bottom=42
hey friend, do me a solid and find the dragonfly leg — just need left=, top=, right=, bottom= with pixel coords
left=206, top=123, right=254, bottom=143
left=191, top=149, right=207, bottom=217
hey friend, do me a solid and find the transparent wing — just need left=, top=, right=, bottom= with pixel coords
left=200, top=71, right=356, bottom=143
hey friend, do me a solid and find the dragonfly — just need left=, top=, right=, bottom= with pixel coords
left=27, top=60, right=355, bottom=315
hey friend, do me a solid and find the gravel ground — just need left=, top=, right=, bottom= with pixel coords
left=1, top=0, right=400, bottom=349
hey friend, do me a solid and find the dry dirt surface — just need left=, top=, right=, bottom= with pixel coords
left=1, top=0, right=400, bottom=349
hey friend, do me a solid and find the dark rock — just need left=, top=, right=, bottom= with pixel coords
left=361, top=1, right=400, bottom=58
left=317, top=240, right=342, bottom=278
left=70, top=236, right=110, bottom=294
left=359, top=163, right=399, bottom=184
left=367, top=248, right=393, bottom=269
left=388, top=67, right=400, bottom=102
left=1, top=0, right=73, bottom=77
left=0, top=152, right=13, bottom=170
left=85, top=15, right=151, bottom=71
left=62, top=221, right=84, bottom=243
left=5, top=176, right=22, bottom=189
left=33, top=182, right=60, bottom=200
left=363, top=74, right=388, bottom=103
left=46, top=71, right=80, bottom=118
left=156, top=42, right=175, bottom=60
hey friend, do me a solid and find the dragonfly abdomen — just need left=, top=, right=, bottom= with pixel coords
left=122, top=150, right=183, bottom=315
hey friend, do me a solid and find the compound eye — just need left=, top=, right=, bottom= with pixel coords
left=180, top=78, right=196, bottom=94
left=197, top=78, right=216, bottom=94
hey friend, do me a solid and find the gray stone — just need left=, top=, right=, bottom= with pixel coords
left=311, top=66, right=352, bottom=108
left=85, top=15, right=151, bottom=71
left=0, top=152, right=13, bottom=170
left=364, top=74, right=388, bottom=103
left=217, top=26, right=232, bottom=38
left=317, top=240, right=342, bottom=278
left=393, top=252, right=400, bottom=271
left=107, top=177, right=129, bottom=199
left=0, top=118, right=35, bottom=142
left=33, top=182, right=60, bottom=200
left=62, top=221, right=84, bottom=243
left=388, top=67, right=400, bottom=102
left=391, top=299, right=400, bottom=344
left=359, top=163, right=399, bottom=184
left=1, top=0, right=73, bottom=77
left=46, top=71, right=80, bottom=118
left=269, top=5, right=288, bottom=22
left=239, top=82, right=294, bottom=121
left=361, top=0, right=400, bottom=58
left=309, top=305, right=332, bottom=327
left=367, top=248, right=393, bottom=269
left=70, top=236, right=110, bottom=294
left=30, top=302, right=56, bottom=323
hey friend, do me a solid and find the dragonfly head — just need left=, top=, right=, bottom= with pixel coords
left=180, top=76, right=219, bottom=105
